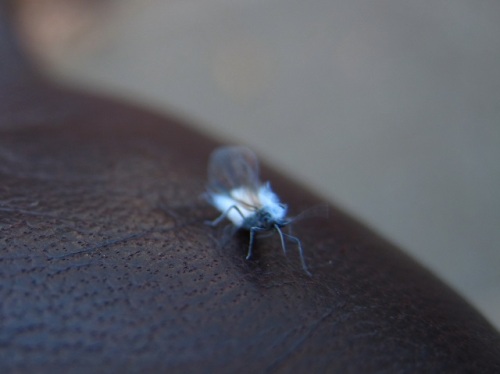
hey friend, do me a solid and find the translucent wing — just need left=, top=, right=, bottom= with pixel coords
left=207, top=146, right=261, bottom=194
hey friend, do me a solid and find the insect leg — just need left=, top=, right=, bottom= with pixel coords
left=246, top=227, right=266, bottom=260
left=281, top=231, right=312, bottom=277
left=274, top=225, right=288, bottom=256
left=206, top=205, right=246, bottom=226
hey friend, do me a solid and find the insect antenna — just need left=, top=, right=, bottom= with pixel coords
left=287, top=203, right=329, bottom=225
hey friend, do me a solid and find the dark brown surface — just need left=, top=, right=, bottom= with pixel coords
left=1, top=6, right=500, bottom=373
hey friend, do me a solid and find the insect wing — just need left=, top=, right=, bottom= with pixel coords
left=207, top=146, right=261, bottom=194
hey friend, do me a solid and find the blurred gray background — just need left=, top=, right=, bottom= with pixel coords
left=15, top=0, right=499, bottom=328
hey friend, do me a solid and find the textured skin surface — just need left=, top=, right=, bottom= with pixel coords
left=1, top=9, right=500, bottom=374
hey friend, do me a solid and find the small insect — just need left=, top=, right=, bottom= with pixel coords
left=205, top=145, right=312, bottom=276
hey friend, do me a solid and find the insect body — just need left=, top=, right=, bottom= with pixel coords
left=205, top=145, right=311, bottom=276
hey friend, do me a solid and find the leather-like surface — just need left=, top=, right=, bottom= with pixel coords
left=1, top=6, right=500, bottom=371
left=1, top=83, right=500, bottom=373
